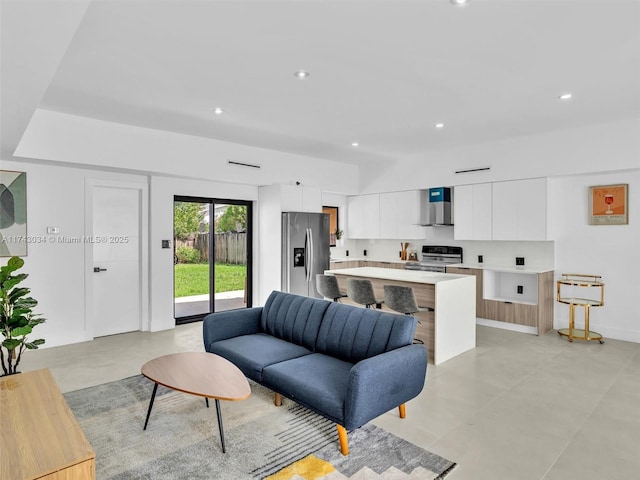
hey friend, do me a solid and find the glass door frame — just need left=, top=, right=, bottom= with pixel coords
left=174, top=195, right=253, bottom=324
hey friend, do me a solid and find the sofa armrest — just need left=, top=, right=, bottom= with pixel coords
left=343, top=344, right=427, bottom=430
left=202, top=307, right=263, bottom=351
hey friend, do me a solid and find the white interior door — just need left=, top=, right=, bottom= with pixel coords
left=92, top=186, right=141, bottom=337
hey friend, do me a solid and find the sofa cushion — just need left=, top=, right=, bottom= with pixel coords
left=208, top=333, right=312, bottom=382
left=315, top=302, right=417, bottom=363
left=262, top=353, right=353, bottom=425
left=260, top=291, right=331, bottom=350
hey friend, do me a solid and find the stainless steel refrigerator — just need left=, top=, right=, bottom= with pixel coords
left=281, top=212, right=330, bottom=298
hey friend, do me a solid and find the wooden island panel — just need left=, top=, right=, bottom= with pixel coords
left=327, top=267, right=476, bottom=365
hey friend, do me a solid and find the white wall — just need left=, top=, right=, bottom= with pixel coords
left=149, top=176, right=258, bottom=331
left=6, top=110, right=360, bottom=346
left=256, top=185, right=283, bottom=305
left=0, top=158, right=148, bottom=348
left=5, top=115, right=639, bottom=347
left=355, top=119, right=640, bottom=342
left=355, top=237, right=555, bottom=269
left=359, top=118, right=640, bottom=193
left=16, top=109, right=360, bottom=193
left=548, top=171, right=640, bottom=342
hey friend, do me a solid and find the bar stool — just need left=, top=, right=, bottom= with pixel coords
left=383, top=285, right=427, bottom=344
left=347, top=278, right=383, bottom=309
left=316, top=274, right=347, bottom=302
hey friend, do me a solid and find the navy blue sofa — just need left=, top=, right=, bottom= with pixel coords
left=202, top=290, right=427, bottom=455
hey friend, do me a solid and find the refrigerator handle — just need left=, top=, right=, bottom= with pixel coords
left=308, top=227, right=314, bottom=282
left=304, top=228, right=310, bottom=282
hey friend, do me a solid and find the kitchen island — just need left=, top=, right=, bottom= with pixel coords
left=324, top=267, right=476, bottom=365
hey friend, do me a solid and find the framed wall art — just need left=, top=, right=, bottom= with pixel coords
left=0, top=170, right=28, bottom=256
left=322, top=206, right=339, bottom=246
left=589, top=183, right=628, bottom=225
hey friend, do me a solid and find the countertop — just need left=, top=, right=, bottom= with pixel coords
left=324, top=266, right=471, bottom=285
left=330, top=257, right=411, bottom=263
left=448, top=263, right=554, bottom=274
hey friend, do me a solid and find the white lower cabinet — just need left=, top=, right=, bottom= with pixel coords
left=446, top=266, right=554, bottom=335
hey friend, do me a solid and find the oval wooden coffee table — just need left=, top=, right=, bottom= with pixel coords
left=141, top=352, right=251, bottom=453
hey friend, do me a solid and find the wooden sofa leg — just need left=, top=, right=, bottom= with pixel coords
left=398, top=403, right=406, bottom=419
left=336, top=425, right=349, bottom=456
left=274, top=392, right=282, bottom=406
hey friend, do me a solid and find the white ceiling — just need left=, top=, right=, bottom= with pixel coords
left=3, top=0, right=640, bottom=166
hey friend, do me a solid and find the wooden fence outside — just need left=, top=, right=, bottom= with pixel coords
left=180, top=232, right=246, bottom=264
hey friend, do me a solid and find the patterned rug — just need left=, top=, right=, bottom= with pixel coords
left=64, top=375, right=456, bottom=479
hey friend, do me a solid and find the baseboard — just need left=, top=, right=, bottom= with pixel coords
left=476, top=317, right=538, bottom=335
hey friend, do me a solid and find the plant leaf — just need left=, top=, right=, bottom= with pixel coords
left=2, top=338, right=21, bottom=350
left=7, top=256, right=25, bottom=270
left=2, top=273, right=28, bottom=291
left=7, top=315, right=28, bottom=328
left=14, top=297, right=37, bottom=309
left=9, top=325, right=32, bottom=337
left=9, top=287, right=31, bottom=302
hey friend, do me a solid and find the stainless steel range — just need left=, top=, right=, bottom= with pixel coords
left=405, top=245, right=463, bottom=272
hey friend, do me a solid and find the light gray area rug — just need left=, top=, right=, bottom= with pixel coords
left=64, top=375, right=456, bottom=479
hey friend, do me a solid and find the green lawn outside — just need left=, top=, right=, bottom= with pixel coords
left=174, top=263, right=246, bottom=298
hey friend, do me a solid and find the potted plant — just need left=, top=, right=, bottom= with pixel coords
left=0, top=256, right=45, bottom=376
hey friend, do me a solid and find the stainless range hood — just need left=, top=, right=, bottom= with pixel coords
left=421, top=187, right=453, bottom=226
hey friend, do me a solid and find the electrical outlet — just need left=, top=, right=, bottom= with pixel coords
left=363, top=250, right=367, bottom=256
left=346, top=250, right=349, bottom=256
left=516, top=257, right=525, bottom=266
left=478, top=255, right=483, bottom=263
left=517, top=285, right=524, bottom=294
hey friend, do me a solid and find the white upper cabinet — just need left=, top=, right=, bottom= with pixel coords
left=347, top=194, right=380, bottom=238
left=280, top=185, right=322, bottom=213
left=454, top=178, right=547, bottom=241
left=379, top=190, right=425, bottom=239
left=493, top=178, right=547, bottom=240
left=348, top=191, right=425, bottom=239
left=454, top=183, right=492, bottom=240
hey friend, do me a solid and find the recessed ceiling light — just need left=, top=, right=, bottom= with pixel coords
left=294, top=70, right=310, bottom=79
left=450, top=0, right=470, bottom=6
left=435, top=123, right=445, bottom=129
left=351, top=142, right=360, bottom=147
left=558, top=93, right=573, bottom=100
left=214, top=107, right=224, bottom=115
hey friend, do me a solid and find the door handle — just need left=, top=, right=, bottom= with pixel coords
left=93, top=267, right=107, bottom=273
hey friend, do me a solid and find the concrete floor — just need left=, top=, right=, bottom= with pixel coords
left=20, top=324, right=640, bottom=480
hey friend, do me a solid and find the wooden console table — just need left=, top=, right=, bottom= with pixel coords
left=0, top=369, right=95, bottom=480
left=556, top=273, right=605, bottom=343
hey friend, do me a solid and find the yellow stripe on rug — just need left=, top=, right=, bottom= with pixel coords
left=266, top=454, right=336, bottom=480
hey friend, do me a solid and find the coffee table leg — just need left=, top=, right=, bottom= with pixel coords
left=215, top=399, right=226, bottom=453
left=143, top=383, right=159, bottom=430
left=205, top=398, right=209, bottom=408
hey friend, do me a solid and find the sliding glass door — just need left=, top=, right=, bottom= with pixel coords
left=174, top=197, right=252, bottom=324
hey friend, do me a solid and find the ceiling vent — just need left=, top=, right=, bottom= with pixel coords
left=228, top=160, right=261, bottom=169
left=454, top=166, right=491, bottom=174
